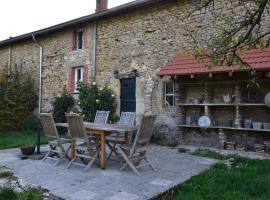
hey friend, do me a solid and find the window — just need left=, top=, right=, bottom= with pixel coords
left=74, top=67, right=84, bottom=92
left=75, top=30, right=84, bottom=50
left=164, top=82, right=175, bottom=107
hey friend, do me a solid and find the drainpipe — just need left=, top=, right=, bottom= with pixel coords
left=32, top=34, right=43, bottom=114
left=92, top=22, right=97, bottom=80
left=8, top=45, right=11, bottom=71
left=32, top=34, right=43, bottom=155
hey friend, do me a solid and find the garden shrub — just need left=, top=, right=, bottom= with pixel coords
left=0, top=66, right=37, bottom=131
left=0, top=187, right=17, bottom=200
left=19, top=115, right=40, bottom=131
left=78, top=82, right=118, bottom=123
left=52, top=86, right=75, bottom=123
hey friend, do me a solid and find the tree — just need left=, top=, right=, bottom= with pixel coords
left=0, top=65, right=37, bottom=130
left=188, top=0, right=270, bottom=76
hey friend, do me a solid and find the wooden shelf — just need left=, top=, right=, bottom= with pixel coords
left=178, top=124, right=270, bottom=132
left=238, top=103, right=266, bottom=106
left=179, top=103, right=267, bottom=107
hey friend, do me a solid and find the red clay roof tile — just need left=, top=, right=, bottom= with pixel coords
left=157, top=47, right=270, bottom=76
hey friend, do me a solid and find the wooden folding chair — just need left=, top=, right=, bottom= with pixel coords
left=106, top=112, right=136, bottom=159
left=116, top=115, right=157, bottom=176
left=40, top=113, right=71, bottom=165
left=66, top=113, right=101, bottom=171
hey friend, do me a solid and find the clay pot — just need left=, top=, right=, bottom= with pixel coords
left=264, top=92, right=270, bottom=108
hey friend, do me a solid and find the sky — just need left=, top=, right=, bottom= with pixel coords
left=0, top=0, right=134, bottom=41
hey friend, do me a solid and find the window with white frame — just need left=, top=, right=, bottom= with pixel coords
left=164, top=81, right=175, bottom=107
left=74, top=67, right=84, bottom=92
left=75, top=30, right=84, bottom=50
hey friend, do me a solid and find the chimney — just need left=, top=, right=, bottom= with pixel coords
left=96, top=0, right=108, bottom=12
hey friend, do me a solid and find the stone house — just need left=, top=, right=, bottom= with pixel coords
left=0, top=0, right=270, bottom=147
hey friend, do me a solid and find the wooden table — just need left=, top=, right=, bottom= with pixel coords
left=56, top=122, right=137, bottom=169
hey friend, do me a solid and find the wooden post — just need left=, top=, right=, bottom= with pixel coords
left=204, top=83, right=209, bottom=116
left=218, top=128, right=226, bottom=149
left=234, top=83, right=242, bottom=128
left=178, top=83, right=186, bottom=125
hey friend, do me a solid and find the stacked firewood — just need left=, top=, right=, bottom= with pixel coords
left=254, top=144, right=266, bottom=154
left=225, top=141, right=236, bottom=150
left=264, top=141, right=270, bottom=154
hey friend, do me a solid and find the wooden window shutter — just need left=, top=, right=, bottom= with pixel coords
left=84, top=31, right=88, bottom=49
left=69, top=31, right=76, bottom=51
left=83, top=65, right=88, bottom=84
left=67, top=67, right=75, bottom=92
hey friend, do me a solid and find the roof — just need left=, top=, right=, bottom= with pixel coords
left=0, top=0, right=165, bottom=47
left=157, top=47, right=270, bottom=76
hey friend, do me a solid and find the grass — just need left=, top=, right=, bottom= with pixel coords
left=0, top=130, right=47, bottom=150
left=0, top=187, right=42, bottom=200
left=158, top=150, right=270, bottom=200
left=0, top=171, right=12, bottom=178
left=191, top=149, right=237, bottom=160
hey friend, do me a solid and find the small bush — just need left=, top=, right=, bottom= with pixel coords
left=17, top=188, right=42, bottom=200
left=78, top=82, right=118, bottom=123
left=0, top=66, right=37, bottom=131
left=0, top=171, right=12, bottom=178
left=52, top=86, right=75, bottom=123
left=0, top=187, right=17, bottom=200
left=19, top=115, right=40, bottom=131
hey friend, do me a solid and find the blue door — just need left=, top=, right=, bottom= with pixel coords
left=120, top=78, right=136, bottom=112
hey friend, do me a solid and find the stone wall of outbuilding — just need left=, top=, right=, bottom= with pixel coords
left=95, top=0, right=270, bottom=145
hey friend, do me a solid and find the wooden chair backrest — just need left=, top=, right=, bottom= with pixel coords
left=66, top=113, right=88, bottom=141
left=119, top=112, right=136, bottom=126
left=131, top=115, right=157, bottom=155
left=94, top=111, right=110, bottom=124
left=40, top=113, right=59, bottom=141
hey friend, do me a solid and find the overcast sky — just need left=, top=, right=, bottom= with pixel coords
left=0, top=0, right=134, bottom=41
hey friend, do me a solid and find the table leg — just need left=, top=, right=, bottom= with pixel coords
left=124, top=131, right=129, bottom=155
left=100, top=131, right=107, bottom=170
left=124, top=131, right=129, bottom=144
left=71, top=140, right=75, bottom=159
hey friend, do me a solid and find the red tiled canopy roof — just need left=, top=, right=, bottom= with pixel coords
left=157, top=47, right=270, bottom=76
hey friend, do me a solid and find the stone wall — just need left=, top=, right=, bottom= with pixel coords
left=0, top=24, right=95, bottom=112
left=95, top=0, right=270, bottom=145
left=0, top=0, right=270, bottom=146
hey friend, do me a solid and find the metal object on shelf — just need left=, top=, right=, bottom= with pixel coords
left=243, top=119, right=252, bottom=129
left=252, top=122, right=263, bottom=129
left=186, top=116, right=192, bottom=125
left=198, top=115, right=211, bottom=128
left=223, top=94, right=231, bottom=104
left=264, top=92, right=270, bottom=108
left=263, top=123, right=270, bottom=130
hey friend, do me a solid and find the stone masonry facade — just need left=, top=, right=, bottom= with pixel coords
left=0, top=0, right=270, bottom=146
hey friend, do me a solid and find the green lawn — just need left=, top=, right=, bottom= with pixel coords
left=160, top=150, right=270, bottom=200
left=0, top=130, right=47, bottom=150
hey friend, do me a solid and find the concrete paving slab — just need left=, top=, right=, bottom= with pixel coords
left=109, top=192, right=139, bottom=200
left=0, top=145, right=217, bottom=200
left=67, top=190, right=96, bottom=200
left=150, top=179, right=173, bottom=187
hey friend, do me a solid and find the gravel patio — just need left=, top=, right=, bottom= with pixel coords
left=0, top=145, right=217, bottom=200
